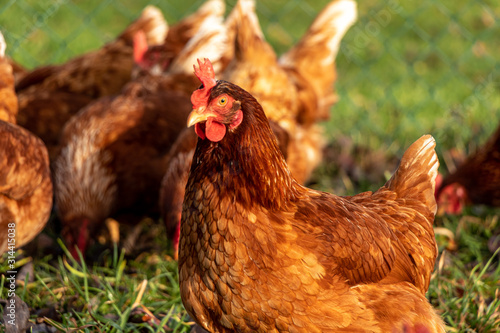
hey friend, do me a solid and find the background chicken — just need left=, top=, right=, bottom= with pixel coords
left=133, top=0, right=225, bottom=78
left=0, top=32, right=53, bottom=254
left=179, top=59, right=444, bottom=332
left=223, top=0, right=357, bottom=184
left=53, top=7, right=227, bottom=257
left=436, top=123, right=500, bottom=215
left=160, top=0, right=356, bottom=257
left=15, top=5, right=167, bottom=159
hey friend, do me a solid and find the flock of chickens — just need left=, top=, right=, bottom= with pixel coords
left=1, top=0, right=499, bottom=332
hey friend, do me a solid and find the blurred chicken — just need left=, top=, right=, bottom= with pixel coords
left=54, top=9, right=227, bottom=257
left=179, top=59, right=444, bottom=332
left=436, top=124, right=500, bottom=214
left=16, top=6, right=168, bottom=159
left=133, top=0, right=225, bottom=78
left=160, top=0, right=356, bottom=257
left=223, top=0, right=357, bottom=183
left=0, top=32, right=53, bottom=254
left=164, top=0, right=225, bottom=69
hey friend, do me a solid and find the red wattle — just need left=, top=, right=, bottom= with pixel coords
left=206, top=118, right=226, bottom=142
left=195, top=123, right=206, bottom=139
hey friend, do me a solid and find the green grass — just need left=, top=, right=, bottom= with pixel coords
left=1, top=0, right=500, bottom=331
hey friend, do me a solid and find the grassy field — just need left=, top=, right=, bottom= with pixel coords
left=1, top=0, right=500, bottom=332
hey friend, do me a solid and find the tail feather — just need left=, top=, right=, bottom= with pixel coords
left=232, top=0, right=276, bottom=65
left=279, top=0, right=357, bottom=122
left=119, top=5, right=168, bottom=46
left=169, top=10, right=227, bottom=74
left=386, top=135, right=439, bottom=216
left=171, top=0, right=225, bottom=35
left=166, top=0, right=225, bottom=52
left=219, top=0, right=255, bottom=69
left=280, top=0, right=357, bottom=69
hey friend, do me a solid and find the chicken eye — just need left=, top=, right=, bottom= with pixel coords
left=218, top=97, right=228, bottom=106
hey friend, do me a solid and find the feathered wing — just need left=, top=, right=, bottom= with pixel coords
left=288, top=135, right=439, bottom=293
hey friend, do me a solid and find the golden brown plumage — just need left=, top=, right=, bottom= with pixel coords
left=0, top=32, right=53, bottom=254
left=436, top=123, right=500, bottom=214
left=179, top=59, right=444, bottom=332
left=16, top=6, right=167, bottom=159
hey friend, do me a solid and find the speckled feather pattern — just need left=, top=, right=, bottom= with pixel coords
left=179, top=81, right=444, bottom=332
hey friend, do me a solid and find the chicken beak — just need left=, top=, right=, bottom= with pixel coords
left=187, top=106, right=208, bottom=127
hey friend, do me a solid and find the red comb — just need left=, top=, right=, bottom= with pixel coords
left=194, top=58, right=216, bottom=87
left=191, top=58, right=217, bottom=109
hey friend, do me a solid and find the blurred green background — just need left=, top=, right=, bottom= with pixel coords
left=1, top=0, right=499, bottom=179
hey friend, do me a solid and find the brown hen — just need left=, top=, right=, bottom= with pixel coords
left=16, top=6, right=168, bottom=159
left=178, top=59, right=445, bottom=332
left=436, top=123, right=500, bottom=214
left=0, top=32, right=53, bottom=254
